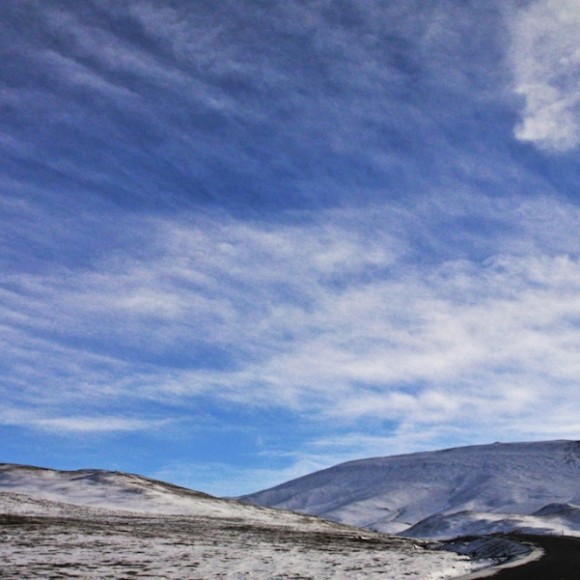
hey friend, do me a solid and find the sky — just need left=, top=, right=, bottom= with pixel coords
left=1, top=0, right=579, bottom=497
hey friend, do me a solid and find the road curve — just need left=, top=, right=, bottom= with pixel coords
left=492, top=534, right=580, bottom=579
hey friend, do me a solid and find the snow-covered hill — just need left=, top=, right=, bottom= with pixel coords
left=242, top=440, right=580, bottom=538
left=0, top=463, right=481, bottom=578
left=0, top=463, right=271, bottom=521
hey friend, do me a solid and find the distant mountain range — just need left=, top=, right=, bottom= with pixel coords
left=241, top=440, right=580, bottom=539
left=2, top=440, right=579, bottom=542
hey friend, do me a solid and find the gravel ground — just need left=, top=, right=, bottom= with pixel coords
left=0, top=513, right=473, bottom=579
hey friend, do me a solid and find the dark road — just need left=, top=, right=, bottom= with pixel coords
left=493, top=535, right=580, bottom=580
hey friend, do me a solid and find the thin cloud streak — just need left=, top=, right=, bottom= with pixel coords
left=0, top=406, right=170, bottom=434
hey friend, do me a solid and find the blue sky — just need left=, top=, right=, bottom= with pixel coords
left=1, top=0, right=579, bottom=496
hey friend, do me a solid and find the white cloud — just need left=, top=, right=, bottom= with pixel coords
left=3, top=194, right=580, bottom=449
left=510, top=0, right=580, bottom=151
left=31, top=416, right=169, bottom=433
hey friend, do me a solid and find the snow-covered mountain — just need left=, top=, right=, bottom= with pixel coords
left=242, top=440, right=580, bottom=538
left=0, top=463, right=481, bottom=579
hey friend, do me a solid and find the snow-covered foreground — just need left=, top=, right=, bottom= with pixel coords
left=242, top=440, right=580, bottom=539
left=0, top=465, right=479, bottom=579
left=0, top=510, right=478, bottom=579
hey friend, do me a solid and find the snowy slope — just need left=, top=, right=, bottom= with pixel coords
left=1, top=464, right=220, bottom=516
left=0, top=463, right=327, bottom=525
left=404, top=504, right=580, bottom=539
left=242, top=440, right=580, bottom=538
left=0, top=464, right=480, bottom=579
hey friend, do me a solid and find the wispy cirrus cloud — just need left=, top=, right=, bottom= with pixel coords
left=1, top=0, right=579, bottom=492
left=2, top=194, right=580, bottom=453
left=0, top=0, right=525, bottom=213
